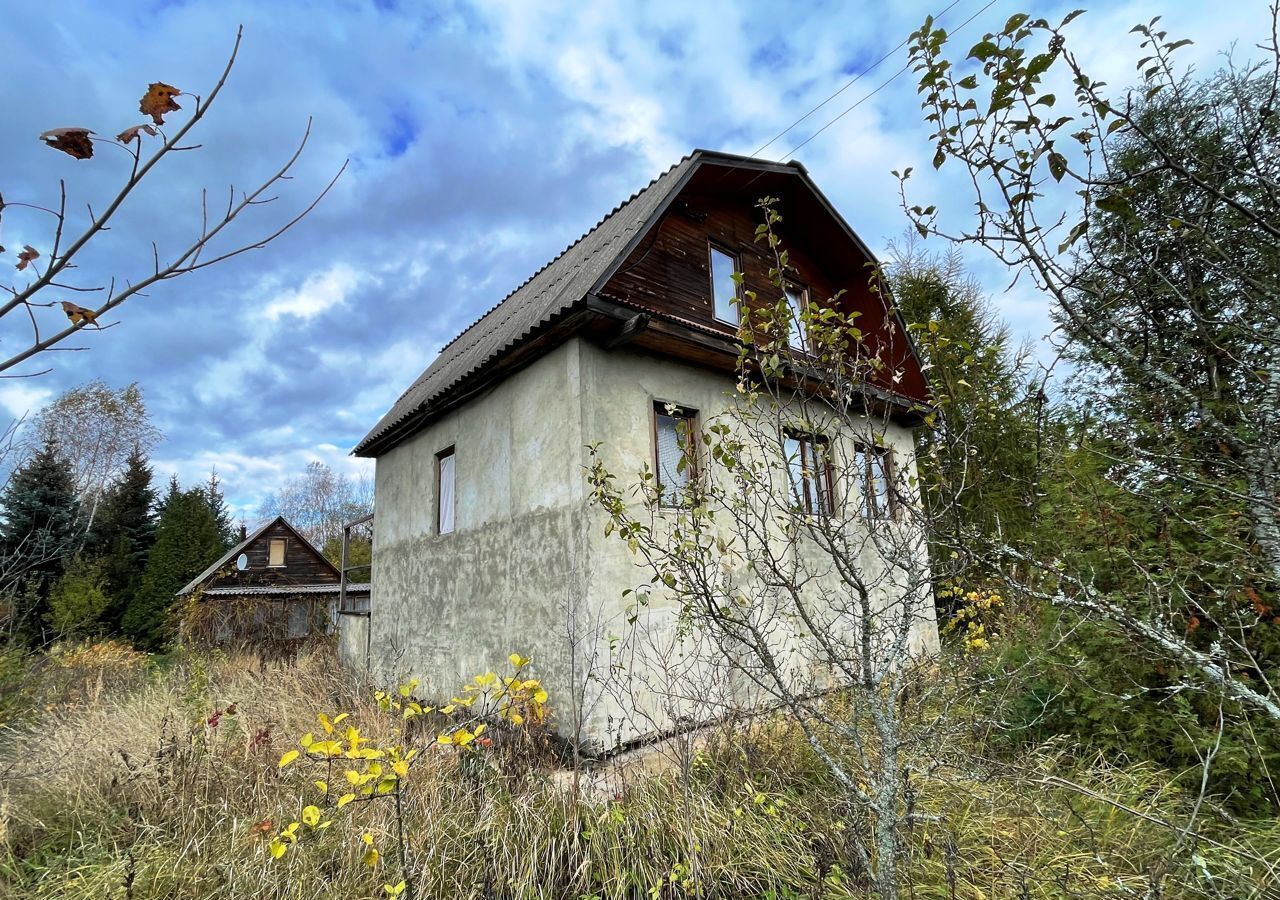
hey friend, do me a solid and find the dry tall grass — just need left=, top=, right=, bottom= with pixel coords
left=0, top=643, right=1274, bottom=899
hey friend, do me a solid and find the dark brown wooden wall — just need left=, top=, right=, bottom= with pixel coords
left=205, top=521, right=339, bottom=589
left=598, top=188, right=929, bottom=404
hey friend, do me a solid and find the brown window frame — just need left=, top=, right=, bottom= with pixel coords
left=854, top=442, right=899, bottom=520
left=436, top=445, right=456, bottom=535
left=707, top=240, right=742, bottom=325
left=652, top=401, right=699, bottom=507
left=268, top=537, right=287, bottom=567
left=785, top=431, right=835, bottom=516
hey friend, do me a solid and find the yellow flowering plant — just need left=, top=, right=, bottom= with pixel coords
left=260, top=652, right=550, bottom=900
left=940, top=585, right=1004, bottom=652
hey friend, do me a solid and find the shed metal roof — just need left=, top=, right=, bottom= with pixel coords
left=200, top=583, right=370, bottom=597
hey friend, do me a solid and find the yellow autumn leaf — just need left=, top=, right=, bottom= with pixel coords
left=440, top=704, right=456, bottom=714
left=392, top=760, right=409, bottom=777
left=300, top=732, right=314, bottom=748
left=364, top=847, right=381, bottom=867
left=337, top=793, right=356, bottom=808
left=473, top=723, right=487, bottom=737
left=301, top=805, right=321, bottom=827
left=385, top=881, right=406, bottom=897
left=436, top=733, right=452, bottom=746
left=268, top=838, right=287, bottom=859
left=533, top=689, right=549, bottom=704
left=278, top=750, right=300, bottom=768
left=314, top=780, right=328, bottom=793
left=333, top=713, right=350, bottom=725
left=475, top=671, right=497, bottom=687
left=508, top=653, right=530, bottom=668
left=318, top=713, right=334, bottom=734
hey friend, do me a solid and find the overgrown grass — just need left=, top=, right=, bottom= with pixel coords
left=0, top=643, right=1275, bottom=899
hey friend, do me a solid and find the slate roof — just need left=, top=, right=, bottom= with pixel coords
left=354, top=152, right=705, bottom=455
left=201, top=583, right=370, bottom=597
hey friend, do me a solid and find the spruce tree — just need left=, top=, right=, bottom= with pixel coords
left=0, top=438, right=81, bottom=645
left=205, top=469, right=236, bottom=551
left=89, top=446, right=157, bottom=635
left=124, top=487, right=224, bottom=650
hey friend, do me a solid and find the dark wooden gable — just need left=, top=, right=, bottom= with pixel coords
left=597, top=162, right=930, bottom=406
left=204, top=518, right=340, bottom=591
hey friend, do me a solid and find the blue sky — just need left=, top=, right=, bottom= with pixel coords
left=0, top=0, right=1266, bottom=520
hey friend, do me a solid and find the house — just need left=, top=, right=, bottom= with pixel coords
left=178, top=515, right=370, bottom=644
left=346, top=149, right=936, bottom=747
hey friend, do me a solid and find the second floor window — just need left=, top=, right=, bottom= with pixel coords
left=784, top=283, right=809, bottom=351
left=655, top=403, right=698, bottom=505
left=268, top=538, right=286, bottom=566
left=854, top=443, right=898, bottom=519
left=708, top=243, right=740, bottom=324
left=785, top=432, right=833, bottom=516
left=437, top=446, right=456, bottom=534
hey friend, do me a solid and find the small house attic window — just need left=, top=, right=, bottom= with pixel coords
left=268, top=538, right=286, bottom=567
left=708, top=243, right=740, bottom=324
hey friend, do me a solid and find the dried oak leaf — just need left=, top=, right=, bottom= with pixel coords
left=40, top=127, right=95, bottom=160
left=16, top=245, right=39, bottom=271
left=139, top=82, right=182, bottom=126
left=116, top=123, right=159, bottom=144
left=60, top=300, right=101, bottom=328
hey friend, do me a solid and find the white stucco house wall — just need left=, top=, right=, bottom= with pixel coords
left=345, top=150, right=938, bottom=749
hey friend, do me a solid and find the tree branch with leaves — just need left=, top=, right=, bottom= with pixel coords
left=0, top=25, right=346, bottom=377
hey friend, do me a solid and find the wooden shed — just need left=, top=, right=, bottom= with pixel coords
left=178, top=515, right=369, bottom=644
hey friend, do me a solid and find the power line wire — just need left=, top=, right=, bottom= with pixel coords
left=780, top=0, right=1000, bottom=160
left=751, top=0, right=966, bottom=159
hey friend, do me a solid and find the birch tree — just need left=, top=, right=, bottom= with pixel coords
left=903, top=7, right=1280, bottom=723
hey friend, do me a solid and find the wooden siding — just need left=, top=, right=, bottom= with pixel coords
left=599, top=188, right=929, bottom=405
left=204, top=521, right=339, bottom=591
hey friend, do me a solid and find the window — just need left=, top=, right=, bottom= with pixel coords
left=854, top=443, right=897, bottom=519
left=654, top=403, right=697, bottom=505
left=436, top=446, right=456, bottom=534
left=708, top=243, right=740, bottom=324
left=268, top=538, right=286, bottom=567
left=784, top=283, right=809, bottom=351
left=784, top=433, right=833, bottom=516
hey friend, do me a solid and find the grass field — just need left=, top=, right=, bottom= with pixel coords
left=0, top=641, right=1275, bottom=899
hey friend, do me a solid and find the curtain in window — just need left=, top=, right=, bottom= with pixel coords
left=656, top=413, right=691, bottom=501
left=438, top=452, right=455, bottom=534
left=784, top=435, right=806, bottom=508
left=785, top=285, right=806, bottom=349
left=855, top=445, right=893, bottom=517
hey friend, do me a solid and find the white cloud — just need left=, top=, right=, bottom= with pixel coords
left=0, top=384, right=53, bottom=422
left=261, top=263, right=363, bottom=321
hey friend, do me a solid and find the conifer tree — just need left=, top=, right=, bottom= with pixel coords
left=0, top=438, right=81, bottom=645
left=887, top=243, right=1039, bottom=596
left=124, top=486, right=224, bottom=650
left=205, top=469, right=237, bottom=551
left=89, top=446, right=157, bottom=635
